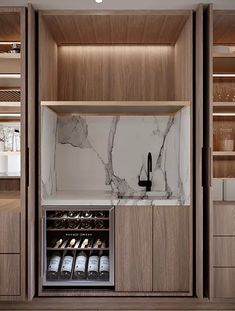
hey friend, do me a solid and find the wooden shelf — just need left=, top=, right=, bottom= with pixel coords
left=47, top=217, right=109, bottom=221
left=0, top=53, right=20, bottom=59
left=213, top=151, right=235, bottom=157
left=213, top=53, right=235, bottom=58
left=47, top=248, right=109, bottom=251
left=213, top=102, right=235, bottom=114
left=0, top=102, right=20, bottom=113
left=41, top=101, right=190, bottom=116
left=47, top=228, right=109, bottom=232
left=0, top=151, right=20, bottom=156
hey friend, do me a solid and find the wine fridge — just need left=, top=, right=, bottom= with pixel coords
left=41, top=205, right=114, bottom=287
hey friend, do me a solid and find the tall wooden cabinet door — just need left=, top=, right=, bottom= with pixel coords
left=27, top=4, right=36, bottom=300
left=203, top=3, right=213, bottom=299
left=195, top=4, right=204, bottom=300
left=115, top=206, right=152, bottom=292
left=153, top=206, right=192, bottom=294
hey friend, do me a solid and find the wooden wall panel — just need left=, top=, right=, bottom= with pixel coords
left=0, top=12, right=20, bottom=41
left=42, top=13, right=189, bottom=45
left=214, top=11, right=235, bottom=44
left=39, top=14, right=58, bottom=101
left=214, top=268, right=235, bottom=298
left=0, top=179, right=20, bottom=191
left=153, top=206, right=191, bottom=293
left=213, top=203, right=235, bottom=235
left=58, top=45, right=175, bottom=101
left=214, top=237, right=235, bottom=266
left=0, top=254, right=20, bottom=296
left=174, top=15, right=192, bottom=101
left=115, top=206, right=152, bottom=292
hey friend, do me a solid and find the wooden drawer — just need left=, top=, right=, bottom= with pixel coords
left=214, top=237, right=235, bottom=266
left=213, top=204, right=235, bottom=236
left=0, top=254, right=20, bottom=296
left=214, top=268, right=235, bottom=298
left=0, top=210, right=20, bottom=253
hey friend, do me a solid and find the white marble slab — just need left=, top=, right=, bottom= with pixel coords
left=41, top=107, right=191, bottom=205
left=42, top=190, right=184, bottom=206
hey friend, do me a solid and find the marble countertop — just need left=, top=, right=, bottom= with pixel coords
left=42, top=190, right=188, bottom=206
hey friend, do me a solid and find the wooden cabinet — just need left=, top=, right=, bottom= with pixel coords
left=153, top=206, right=191, bottom=293
left=115, top=206, right=152, bottom=292
left=212, top=203, right=235, bottom=298
left=115, top=206, right=192, bottom=295
left=0, top=209, right=20, bottom=253
left=0, top=254, right=20, bottom=296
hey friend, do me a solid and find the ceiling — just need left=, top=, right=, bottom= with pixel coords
left=0, top=0, right=234, bottom=10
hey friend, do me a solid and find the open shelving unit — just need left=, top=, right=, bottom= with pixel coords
left=41, top=100, right=190, bottom=116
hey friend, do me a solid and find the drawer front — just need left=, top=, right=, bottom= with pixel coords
left=213, top=204, right=235, bottom=236
left=214, top=237, right=235, bottom=266
left=0, top=211, right=20, bottom=253
left=214, top=268, right=235, bottom=298
left=0, top=254, right=20, bottom=296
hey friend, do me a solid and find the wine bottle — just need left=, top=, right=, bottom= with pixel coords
left=94, top=211, right=105, bottom=218
left=87, top=251, right=99, bottom=279
left=68, top=219, right=78, bottom=229
left=74, top=238, right=82, bottom=249
left=54, top=238, right=63, bottom=248
left=80, top=238, right=89, bottom=248
left=67, top=211, right=78, bottom=218
left=60, top=251, right=74, bottom=280
left=99, top=251, right=109, bottom=280
left=47, top=252, right=61, bottom=280
left=67, top=238, right=76, bottom=248
left=94, top=219, right=105, bottom=229
left=81, top=211, right=92, bottom=218
left=87, top=238, right=94, bottom=248
left=93, top=238, right=102, bottom=248
left=54, top=219, right=68, bottom=229
left=74, top=251, right=87, bottom=279
left=81, top=219, right=93, bottom=229
left=53, top=211, right=64, bottom=218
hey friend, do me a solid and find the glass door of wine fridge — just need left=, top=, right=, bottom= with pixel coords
left=41, top=205, right=114, bottom=287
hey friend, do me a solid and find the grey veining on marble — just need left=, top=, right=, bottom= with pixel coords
left=50, top=107, right=191, bottom=205
left=41, top=107, right=57, bottom=199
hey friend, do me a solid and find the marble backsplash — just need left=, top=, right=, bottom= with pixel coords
left=41, top=106, right=191, bottom=204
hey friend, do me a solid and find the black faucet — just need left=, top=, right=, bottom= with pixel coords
left=138, top=152, right=152, bottom=192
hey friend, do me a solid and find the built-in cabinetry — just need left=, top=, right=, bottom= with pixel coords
left=116, top=206, right=191, bottom=294
left=38, top=10, right=193, bottom=297
left=207, top=9, right=235, bottom=299
left=0, top=7, right=26, bottom=301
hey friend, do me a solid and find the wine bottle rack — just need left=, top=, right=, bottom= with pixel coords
left=41, top=205, right=114, bottom=287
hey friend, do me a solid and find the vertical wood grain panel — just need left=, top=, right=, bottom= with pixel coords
left=115, top=206, right=152, bottom=292
left=39, top=15, right=58, bottom=101
left=153, top=206, right=191, bottom=293
left=0, top=209, right=20, bottom=253
left=27, top=3, right=36, bottom=300
left=195, top=4, right=204, bottom=300
left=214, top=268, right=235, bottom=298
left=58, top=45, right=175, bottom=101
left=213, top=203, right=235, bottom=235
left=174, top=14, right=192, bottom=101
left=0, top=254, right=20, bottom=296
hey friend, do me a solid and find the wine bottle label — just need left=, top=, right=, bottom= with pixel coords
left=48, top=255, right=61, bottom=272
left=99, top=256, right=109, bottom=272
left=61, top=255, right=73, bottom=272
left=88, top=256, right=99, bottom=272
left=74, top=255, right=87, bottom=272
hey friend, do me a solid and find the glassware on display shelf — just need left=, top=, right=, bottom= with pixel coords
left=220, top=128, right=234, bottom=151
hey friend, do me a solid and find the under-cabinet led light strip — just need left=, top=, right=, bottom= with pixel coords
left=213, top=73, right=235, bottom=78
left=0, top=74, right=21, bottom=78
left=0, top=42, right=21, bottom=45
left=213, top=113, right=235, bottom=116
left=0, top=114, right=20, bottom=117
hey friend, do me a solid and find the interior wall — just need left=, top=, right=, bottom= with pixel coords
left=58, top=45, right=175, bottom=101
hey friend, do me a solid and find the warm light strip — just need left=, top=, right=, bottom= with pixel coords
left=213, top=73, right=235, bottom=77
left=0, top=42, right=21, bottom=45
left=213, top=113, right=235, bottom=116
left=0, top=74, right=21, bottom=78
left=0, top=114, right=20, bottom=117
